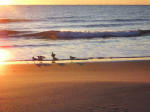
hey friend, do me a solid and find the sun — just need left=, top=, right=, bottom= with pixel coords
left=0, top=0, right=11, bottom=5
left=0, top=49, right=9, bottom=61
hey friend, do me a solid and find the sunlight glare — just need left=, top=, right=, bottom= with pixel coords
left=0, top=0, right=11, bottom=5
left=0, top=49, right=9, bottom=61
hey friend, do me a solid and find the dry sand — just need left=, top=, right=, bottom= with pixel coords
left=0, top=60, right=150, bottom=112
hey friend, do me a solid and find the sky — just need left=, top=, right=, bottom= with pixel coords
left=1, top=0, right=150, bottom=5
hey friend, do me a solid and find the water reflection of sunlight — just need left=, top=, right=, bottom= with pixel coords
left=0, top=49, right=10, bottom=62
left=0, top=0, right=11, bottom=5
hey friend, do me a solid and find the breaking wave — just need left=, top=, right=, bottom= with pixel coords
left=22, top=30, right=150, bottom=40
left=1, top=29, right=150, bottom=40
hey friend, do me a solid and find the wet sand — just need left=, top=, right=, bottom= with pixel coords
left=0, top=60, right=150, bottom=112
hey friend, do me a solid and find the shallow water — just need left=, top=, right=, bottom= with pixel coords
left=1, top=57, right=150, bottom=65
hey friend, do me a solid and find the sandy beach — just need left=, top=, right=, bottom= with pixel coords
left=0, top=59, right=150, bottom=112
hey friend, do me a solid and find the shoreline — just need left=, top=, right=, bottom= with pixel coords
left=1, top=56, right=150, bottom=65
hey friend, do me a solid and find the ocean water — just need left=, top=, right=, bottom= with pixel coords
left=0, top=5, right=150, bottom=61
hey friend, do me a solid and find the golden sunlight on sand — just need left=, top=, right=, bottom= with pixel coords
left=0, top=59, right=150, bottom=112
